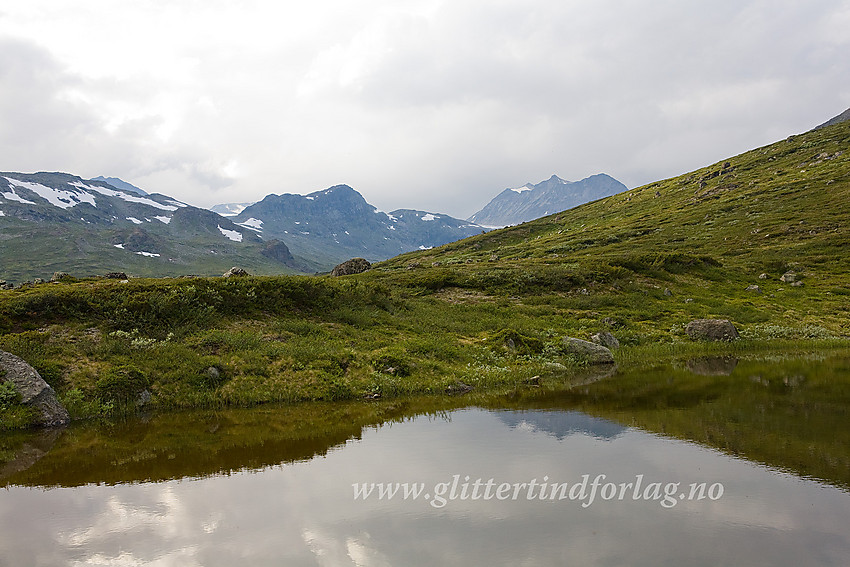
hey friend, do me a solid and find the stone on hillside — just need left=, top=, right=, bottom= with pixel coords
left=33, top=278, right=44, bottom=285
left=223, top=267, right=250, bottom=278
left=685, top=319, right=739, bottom=341
left=791, top=281, right=804, bottom=287
left=0, top=350, right=70, bottom=427
left=561, top=337, right=615, bottom=364
left=331, top=258, right=371, bottom=276
left=780, top=272, right=796, bottom=283
left=746, top=284, right=762, bottom=293
left=50, top=272, right=70, bottom=282
left=103, top=272, right=128, bottom=279
left=758, top=273, right=769, bottom=279
left=590, top=331, right=620, bottom=350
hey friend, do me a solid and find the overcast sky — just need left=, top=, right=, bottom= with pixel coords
left=1, top=1, right=848, bottom=218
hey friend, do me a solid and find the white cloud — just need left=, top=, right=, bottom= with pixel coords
left=0, top=1, right=848, bottom=218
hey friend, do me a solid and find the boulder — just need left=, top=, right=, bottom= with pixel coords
left=780, top=271, right=796, bottom=283
left=561, top=337, right=615, bottom=364
left=0, top=350, right=70, bottom=427
left=103, top=272, right=129, bottom=279
left=50, top=272, right=70, bottom=282
left=223, top=267, right=250, bottom=278
left=685, top=319, right=739, bottom=341
left=590, top=331, right=620, bottom=350
left=331, top=258, right=371, bottom=276
left=746, top=284, right=762, bottom=293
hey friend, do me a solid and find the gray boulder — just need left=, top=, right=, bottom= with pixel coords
left=590, top=331, right=620, bottom=350
left=685, top=319, right=739, bottom=341
left=561, top=337, right=615, bottom=364
left=746, top=284, right=762, bottom=293
left=0, top=350, right=70, bottom=427
left=780, top=272, right=797, bottom=283
left=331, top=258, right=371, bottom=276
left=223, top=267, right=250, bottom=278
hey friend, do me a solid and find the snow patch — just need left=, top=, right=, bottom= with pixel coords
left=113, top=244, right=125, bottom=249
left=4, top=178, right=97, bottom=209
left=217, top=225, right=243, bottom=242
left=418, top=245, right=433, bottom=250
left=126, top=217, right=143, bottom=224
left=0, top=210, right=4, bottom=216
left=386, top=213, right=398, bottom=222
left=305, top=196, right=315, bottom=200
left=154, top=216, right=171, bottom=224
left=236, top=217, right=263, bottom=232
left=2, top=187, right=38, bottom=205
left=77, top=182, right=179, bottom=211
left=510, top=184, right=534, bottom=193
left=387, top=225, right=396, bottom=230
left=135, top=251, right=160, bottom=257
left=421, top=213, right=437, bottom=221
left=166, top=199, right=188, bottom=208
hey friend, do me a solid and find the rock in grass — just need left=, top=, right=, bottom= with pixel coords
left=685, top=319, right=739, bottom=341
left=0, top=350, right=70, bottom=427
left=50, top=272, right=71, bottom=282
left=331, top=258, right=371, bottom=276
left=561, top=338, right=615, bottom=364
left=746, top=284, right=762, bottom=293
left=590, top=331, right=620, bottom=349
left=103, top=272, right=129, bottom=279
left=223, top=267, right=250, bottom=278
left=780, top=272, right=797, bottom=283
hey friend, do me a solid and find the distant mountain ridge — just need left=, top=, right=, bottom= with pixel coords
left=468, top=173, right=627, bottom=227
left=232, top=185, right=486, bottom=267
left=0, top=173, right=487, bottom=281
left=90, top=176, right=148, bottom=196
left=0, top=171, right=305, bottom=281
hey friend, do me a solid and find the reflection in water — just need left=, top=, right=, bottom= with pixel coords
left=1, top=351, right=849, bottom=566
left=685, top=356, right=739, bottom=376
left=497, top=410, right=626, bottom=440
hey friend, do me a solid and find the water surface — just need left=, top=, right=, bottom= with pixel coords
left=2, top=352, right=849, bottom=566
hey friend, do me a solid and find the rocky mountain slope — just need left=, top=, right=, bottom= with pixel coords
left=230, top=185, right=486, bottom=268
left=0, top=172, right=305, bottom=282
left=468, top=173, right=627, bottom=227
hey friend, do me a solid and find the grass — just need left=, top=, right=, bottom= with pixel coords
left=1, top=118, right=849, bottom=428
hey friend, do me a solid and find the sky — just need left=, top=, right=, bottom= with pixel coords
left=1, top=1, right=848, bottom=219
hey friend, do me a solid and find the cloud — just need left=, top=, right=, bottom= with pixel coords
left=1, top=1, right=849, bottom=217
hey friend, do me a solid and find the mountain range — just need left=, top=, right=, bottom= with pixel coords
left=2, top=167, right=627, bottom=281
left=467, top=173, right=627, bottom=227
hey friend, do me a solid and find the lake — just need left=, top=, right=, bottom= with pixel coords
left=2, top=351, right=850, bottom=566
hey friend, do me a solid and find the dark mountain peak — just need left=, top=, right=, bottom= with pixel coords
left=545, top=174, right=568, bottom=184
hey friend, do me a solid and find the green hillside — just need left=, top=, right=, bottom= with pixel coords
left=1, top=118, right=849, bottom=429
left=369, top=118, right=850, bottom=337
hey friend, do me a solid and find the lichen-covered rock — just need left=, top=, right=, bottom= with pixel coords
left=561, top=337, right=615, bottom=364
left=685, top=319, right=739, bottom=341
left=331, top=258, right=371, bottom=276
left=0, top=350, right=70, bottom=427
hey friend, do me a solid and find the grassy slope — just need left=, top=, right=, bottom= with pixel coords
left=0, top=119, right=848, bottom=430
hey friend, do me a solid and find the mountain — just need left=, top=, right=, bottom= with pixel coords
left=468, top=173, right=627, bottom=227
left=231, top=185, right=486, bottom=268
left=0, top=172, right=306, bottom=282
left=814, top=107, right=850, bottom=130
left=90, top=176, right=148, bottom=196
left=209, top=202, right=255, bottom=216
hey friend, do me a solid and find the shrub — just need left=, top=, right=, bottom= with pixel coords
left=96, top=365, right=150, bottom=403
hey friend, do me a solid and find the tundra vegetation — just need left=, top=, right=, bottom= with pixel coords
left=1, top=117, right=849, bottom=428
